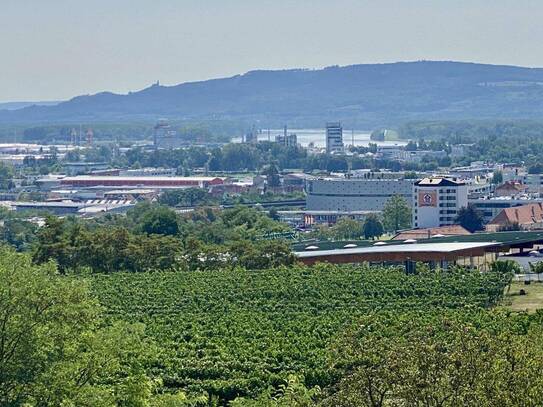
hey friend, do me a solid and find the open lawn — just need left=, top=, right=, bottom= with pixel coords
left=502, top=281, right=543, bottom=313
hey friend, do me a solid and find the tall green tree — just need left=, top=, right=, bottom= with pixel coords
left=138, top=205, right=180, bottom=236
left=382, top=195, right=412, bottom=232
left=455, top=205, right=484, bottom=232
left=363, top=214, right=384, bottom=240
left=331, top=218, right=362, bottom=240
left=0, top=247, right=156, bottom=405
left=492, top=170, right=503, bottom=184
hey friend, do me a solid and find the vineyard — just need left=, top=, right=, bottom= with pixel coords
left=90, top=264, right=512, bottom=402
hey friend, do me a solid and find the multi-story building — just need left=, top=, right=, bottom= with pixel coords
left=306, top=176, right=413, bottom=212
left=470, top=196, right=543, bottom=224
left=413, top=177, right=468, bottom=228
left=325, top=122, right=343, bottom=154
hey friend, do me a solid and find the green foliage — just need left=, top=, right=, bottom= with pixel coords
left=492, top=170, right=504, bottom=184
left=490, top=259, right=522, bottom=275
left=0, top=162, right=14, bottom=190
left=32, top=217, right=183, bottom=273
left=362, top=214, right=383, bottom=240
left=400, top=120, right=543, bottom=167
left=330, top=218, right=362, bottom=240
left=323, top=311, right=543, bottom=406
left=0, top=246, right=158, bottom=406
left=262, top=164, right=281, bottom=187
left=138, top=205, right=180, bottom=236
left=30, top=206, right=293, bottom=273
left=159, top=188, right=211, bottom=207
left=529, top=261, right=543, bottom=275
left=455, top=205, right=485, bottom=233
left=231, top=376, right=320, bottom=406
left=382, top=195, right=411, bottom=232
left=90, top=264, right=511, bottom=402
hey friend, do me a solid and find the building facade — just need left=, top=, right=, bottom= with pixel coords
left=306, top=177, right=413, bottom=212
left=413, top=178, right=468, bottom=228
left=470, top=197, right=543, bottom=224
left=325, top=122, right=343, bottom=154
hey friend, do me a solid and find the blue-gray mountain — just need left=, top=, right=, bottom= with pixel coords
left=3, top=61, right=543, bottom=127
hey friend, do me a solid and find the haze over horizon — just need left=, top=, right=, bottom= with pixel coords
left=3, top=0, right=543, bottom=102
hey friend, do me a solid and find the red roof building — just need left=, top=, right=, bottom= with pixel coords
left=494, top=181, right=527, bottom=197
left=486, top=203, right=543, bottom=232
left=60, top=176, right=225, bottom=189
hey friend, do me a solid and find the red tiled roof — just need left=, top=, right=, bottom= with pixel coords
left=392, top=225, right=471, bottom=240
left=488, top=203, right=543, bottom=226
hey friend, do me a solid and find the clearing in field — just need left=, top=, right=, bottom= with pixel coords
left=503, top=280, right=543, bottom=313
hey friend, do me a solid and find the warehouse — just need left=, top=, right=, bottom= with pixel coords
left=59, top=175, right=226, bottom=189
left=295, top=231, right=543, bottom=271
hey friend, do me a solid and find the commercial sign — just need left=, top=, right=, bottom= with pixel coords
left=418, top=191, right=437, bottom=207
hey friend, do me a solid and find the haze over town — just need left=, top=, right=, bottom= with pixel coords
left=4, top=2, right=543, bottom=406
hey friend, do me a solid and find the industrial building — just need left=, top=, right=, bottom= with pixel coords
left=58, top=175, right=226, bottom=189
left=325, top=122, right=343, bottom=153
left=275, top=126, right=298, bottom=147
left=295, top=231, right=543, bottom=272
left=306, top=176, right=413, bottom=212
left=13, top=199, right=135, bottom=216
left=413, top=177, right=468, bottom=228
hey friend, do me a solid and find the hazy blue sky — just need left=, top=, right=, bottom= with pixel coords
left=2, top=0, right=542, bottom=101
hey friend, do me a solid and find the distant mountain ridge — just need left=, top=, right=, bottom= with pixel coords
left=0, top=101, right=61, bottom=111
left=3, top=61, right=543, bottom=127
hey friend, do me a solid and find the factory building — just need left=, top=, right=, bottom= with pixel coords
left=413, top=178, right=468, bottom=228
left=306, top=176, right=413, bottom=212
left=59, top=175, right=226, bottom=189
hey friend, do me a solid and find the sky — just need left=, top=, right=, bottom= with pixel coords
left=2, top=0, right=543, bottom=101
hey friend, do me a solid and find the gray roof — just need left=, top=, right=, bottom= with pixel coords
left=295, top=242, right=497, bottom=258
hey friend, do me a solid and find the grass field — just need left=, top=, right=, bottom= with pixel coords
left=503, top=281, right=543, bottom=313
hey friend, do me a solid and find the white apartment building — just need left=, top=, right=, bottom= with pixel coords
left=306, top=176, right=413, bottom=212
left=413, top=178, right=468, bottom=228
left=325, top=122, right=343, bottom=154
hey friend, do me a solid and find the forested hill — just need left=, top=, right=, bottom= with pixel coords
left=4, top=61, right=543, bottom=127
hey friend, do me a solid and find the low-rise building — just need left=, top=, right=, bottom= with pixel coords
left=494, top=181, right=527, bottom=197
left=63, top=162, right=109, bottom=175
left=486, top=203, right=543, bottom=232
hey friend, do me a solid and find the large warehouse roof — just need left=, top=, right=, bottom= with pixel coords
left=296, top=242, right=497, bottom=259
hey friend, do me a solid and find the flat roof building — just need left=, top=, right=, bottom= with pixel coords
left=59, top=175, right=225, bottom=189
left=306, top=177, right=413, bottom=212
left=414, top=177, right=468, bottom=229
left=325, top=122, right=343, bottom=154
